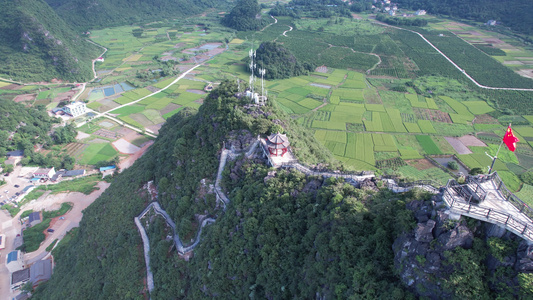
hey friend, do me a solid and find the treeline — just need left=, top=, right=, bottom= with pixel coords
left=252, top=41, right=315, bottom=79
left=394, top=0, right=533, bottom=36
left=0, top=0, right=99, bottom=82
left=376, top=13, right=428, bottom=26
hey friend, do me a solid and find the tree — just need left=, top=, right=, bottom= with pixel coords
left=448, top=161, right=459, bottom=170
left=5, top=164, right=14, bottom=173
left=469, top=167, right=484, bottom=176
left=521, top=171, right=533, bottom=185
left=52, top=124, right=77, bottom=144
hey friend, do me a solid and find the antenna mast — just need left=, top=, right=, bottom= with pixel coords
left=248, top=42, right=256, bottom=95
left=259, top=68, right=266, bottom=97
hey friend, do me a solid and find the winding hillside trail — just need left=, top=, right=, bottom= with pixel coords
left=282, top=25, right=293, bottom=37
left=133, top=135, right=470, bottom=295
left=375, top=22, right=533, bottom=92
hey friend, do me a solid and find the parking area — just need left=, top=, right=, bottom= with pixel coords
left=0, top=166, right=33, bottom=207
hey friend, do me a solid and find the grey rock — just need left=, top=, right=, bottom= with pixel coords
left=415, top=220, right=436, bottom=243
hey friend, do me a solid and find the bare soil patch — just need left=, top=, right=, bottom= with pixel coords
left=94, top=129, right=122, bottom=139
left=186, top=89, right=206, bottom=94
left=146, top=86, right=161, bottom=93
left=406, top=159, right=435, bottom=170
left=161, top=103, right=181, bottom=115
left=88, top=138, right=108, bottom=144
left=75, top=131, right=91, bottom=140
left=458, top=135, right=486, bottom=147
left=54, top=90, right=77, bottom=102
left=116, top=127, right=135, bottom=136
left=517, top=69, right=533, bottom=79
left=13, top=94, right=37, bottom=102
left=415, top=108, right=452, bottom=123
left=113, top=138, right=141, bottom=154
left=315, top=65, right=328, bottom=73
left=146, top=124, right=163, bottom=134
left=504, top=61, right=523, bottom=65
left=119, top=141, right=154, bottom=170
left=474, top=114, right=498, bottom=124
left=123, top=130, right=144, bottom=143
left=445, top=137, right=472, bottom=154
left=1, top=84, right=23, bottom=90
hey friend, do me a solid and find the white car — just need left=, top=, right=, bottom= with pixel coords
left=4, top=190, right=8, bottom=194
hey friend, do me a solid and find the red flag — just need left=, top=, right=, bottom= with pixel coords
left=503, top=125, right=519, bottom=152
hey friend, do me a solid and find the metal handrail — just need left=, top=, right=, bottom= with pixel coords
left=442, top=182, right=533, bottom=242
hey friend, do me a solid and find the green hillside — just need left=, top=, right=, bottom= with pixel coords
left=0, top=0, right=100, bottom=82
left=44, top=0, right=218, bottom=30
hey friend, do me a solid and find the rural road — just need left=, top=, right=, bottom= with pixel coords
left=376, top=21, right=533, bottom=92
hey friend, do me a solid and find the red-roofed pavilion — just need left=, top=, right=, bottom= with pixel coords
left=265, top=132, right=290, bottom=156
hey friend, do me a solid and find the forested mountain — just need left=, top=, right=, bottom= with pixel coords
left=222, top=0, right=267, bottom=31
left=29, top=82, right=532, bottom=299
left=44, top=0, right=218, bottom=30
left=252, top=42, right=315, bottom=79
left=0, top=0, right=100, bottom=82
left=395, top=0, right=533, bottom=36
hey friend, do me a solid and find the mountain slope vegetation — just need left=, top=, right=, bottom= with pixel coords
left=395, top=0, right=533, bottom=36
left=222, top=0, right=267, bottom=31
left=44, top=0, right=218, bottom=30
left=253, top=41, right=315, bottom=79
left=0, top=0, right=99, bottom=82
left=29, top=81, right=533, bottom=299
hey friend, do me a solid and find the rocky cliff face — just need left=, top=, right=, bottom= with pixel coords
left=393, top=195, right=533, bottom=298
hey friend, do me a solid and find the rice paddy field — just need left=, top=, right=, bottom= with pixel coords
left=4, top=11, right=533, bottom=191
left=83, top=14, right=533, bottom=189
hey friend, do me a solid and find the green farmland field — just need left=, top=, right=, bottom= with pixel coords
left=416, top=135, right=443, bottom=155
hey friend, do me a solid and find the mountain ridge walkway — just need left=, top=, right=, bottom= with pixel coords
left=134, top=141, right=533, bottom=297
left=442, top=172, right=533, bottom=243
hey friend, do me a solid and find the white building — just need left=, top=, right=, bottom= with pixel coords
left=0, top=234, right=5, bottom=250
left=6, top=250, right=24, bottom=273
left=33, top=167, right=56, bottom=179
left=63, top=102, right=87, bottom=117
left=415, top=9, right=427, bottom=15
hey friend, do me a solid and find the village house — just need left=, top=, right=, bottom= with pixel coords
left=28, top=212, right=42, bottom=227
left=62, top=102, right=87, bottom=117
left=33, top=167, right=55, bottom=180
left=6, top=250, right=24, bottom=273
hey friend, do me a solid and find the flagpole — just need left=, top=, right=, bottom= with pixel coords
left=488, top=123, right=510, bottom=174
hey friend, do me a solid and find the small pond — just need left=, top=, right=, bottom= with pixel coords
left=432, top=157, right=469, bottom=176
left=310, top=83, right=331, bottom=89
left=119, top=82, right=135, bottom=91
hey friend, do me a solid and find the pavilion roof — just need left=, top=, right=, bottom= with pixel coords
left=268, top=132, right=290, bottom=146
